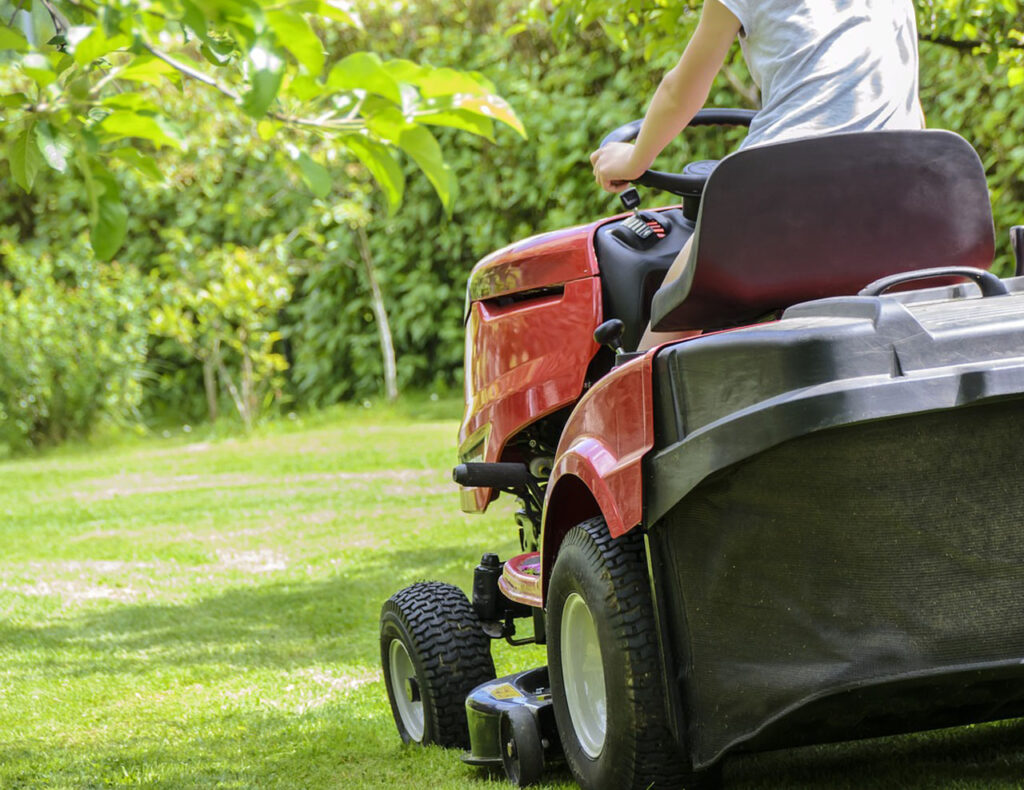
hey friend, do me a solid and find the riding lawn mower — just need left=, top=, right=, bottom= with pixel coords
left=380, top=109, right=1024, bottom=789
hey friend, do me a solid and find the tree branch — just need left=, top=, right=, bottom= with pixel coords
left=7, top=0, right=25, bottom=28
left=142, top=41, right=240, bottom=99
left=919, top=33, right=1024, bottom=52
left=39, top=0, right=69, bottom=32
left=140, top=41, right=364, bottom=131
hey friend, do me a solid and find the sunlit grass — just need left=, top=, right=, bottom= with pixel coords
left=0, top=401, right=1022, bottom=788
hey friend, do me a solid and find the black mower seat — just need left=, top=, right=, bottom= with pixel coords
left=650, top=130, right=996, bottom=331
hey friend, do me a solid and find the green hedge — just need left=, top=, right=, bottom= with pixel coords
left=284, top=1, right=1024, bottom=403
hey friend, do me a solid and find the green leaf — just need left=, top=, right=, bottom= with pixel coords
left=382, top=59, right=428, bottom=86
left=287, top=73, right=321, bottom=101
left=91, top=167, right=128, bottom=261
left=10, top=121, right=43, bottom=192
left=240, top=39, right=285, bottom=118
left=117, top=55, right=180, bottom=87
left=397, top=125, right=455, bottom=213
left=98, top=4, right=126, bottom=38
left=100, top=110, right=184, bottom=150
left=0, top=26, right=29, bottom=51
left=109, top=147, right=164, bottom=181
left=267, top=10, right=324, bottom=75
left=316, top=0, right=362, bottom=28
left=72, top=25, right=131, bottom=64
left=199, top=42, right=232, bottom=66
left=20, top=52, right=56, bottom=88
left=0, top=92, right=28, bottom=108
left=446, top=94, right=526, bottom=139
left=257, top=119, right=278, bottom=140
left=328, top=52, right=401, bottom=104
left=102, top=93, right=161, bottom=113
left=341, top=134, right=404, bottom=212
left=365, top=104, right=411, bottom=143
left=34, top=121, right=71, bottom=173
left=384, top=60, right=489, bottom=98
left=179, top=0, right=208, bottom=38
left=415, top=108, right=494, bottom=140
left=296, top=152, right=331, bottom=198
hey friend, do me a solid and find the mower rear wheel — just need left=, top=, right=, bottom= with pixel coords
left=548, top=517, right=699, bottom=790
left=380, top=581, right=496, bottom=747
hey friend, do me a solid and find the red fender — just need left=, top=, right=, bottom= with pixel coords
left=540, top=352, right=656, bottom=599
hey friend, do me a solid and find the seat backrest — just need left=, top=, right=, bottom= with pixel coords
left=650, top=130, right=995, bottom=331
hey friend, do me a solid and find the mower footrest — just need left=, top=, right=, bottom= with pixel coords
left=499, top=552, right=542, bottom=608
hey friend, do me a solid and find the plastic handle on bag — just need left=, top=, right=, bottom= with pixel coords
left=858, top=267, right=1009, bottom=298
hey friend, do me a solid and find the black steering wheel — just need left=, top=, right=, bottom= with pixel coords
left=600, top=108, right=756, bottom=197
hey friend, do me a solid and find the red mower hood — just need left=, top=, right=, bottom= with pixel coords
left=467, top=222, right=600, bottom=305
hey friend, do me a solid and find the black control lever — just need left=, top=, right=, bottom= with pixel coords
left=594, top=319, right=625, bottom=355
left=619, top=187, right=641, bottom=213
left=1012, top=226, right=1024, bottom=276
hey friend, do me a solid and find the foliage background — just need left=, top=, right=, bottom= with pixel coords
left=1, top=0, right=1022, bottom=450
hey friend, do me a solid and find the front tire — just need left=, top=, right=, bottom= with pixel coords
left=380, top=581, right=495, bottom=747
left=547, top=517, right=693, bottom=790
left=500, top=706, right=545, bottom=786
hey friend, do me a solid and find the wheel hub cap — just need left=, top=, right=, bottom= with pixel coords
left=561, top=592, right=607, bottom=758
left=389, top=638, right=425, bottom=741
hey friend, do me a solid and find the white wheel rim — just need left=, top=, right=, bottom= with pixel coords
left=561, top=592, right=607, bottom=758
left=389, top=638, right=425, bottom=741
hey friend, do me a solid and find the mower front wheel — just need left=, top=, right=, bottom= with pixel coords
left=380, top=581, right=496, bottom=747
left=500, top=706, right=545, bottom=786
left=548, top=517, right=709, bottom=790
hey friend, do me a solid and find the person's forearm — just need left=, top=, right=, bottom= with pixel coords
left=629, top=66, right=712, bottom=171
left=628, top=2, right=741, bottom=172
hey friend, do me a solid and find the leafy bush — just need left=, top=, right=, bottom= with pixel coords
left=0, top=237, right=147, bottom=453
left=149, top=236, right=294, bottom=428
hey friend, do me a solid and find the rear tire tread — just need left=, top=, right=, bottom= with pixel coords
left=552, top=517, right=711, bottom=789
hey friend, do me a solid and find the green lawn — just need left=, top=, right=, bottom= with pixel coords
left=1, top=402, right=1022, bottom=789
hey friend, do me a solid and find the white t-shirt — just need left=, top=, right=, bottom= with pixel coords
left=716, top=0, right=923, bottom=149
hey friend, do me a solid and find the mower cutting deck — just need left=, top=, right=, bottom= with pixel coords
left=380, top=113, right=1024, bottom=790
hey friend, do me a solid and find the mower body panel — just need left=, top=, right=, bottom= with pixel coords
left=459, top=278, right=603, bottom=512
left=462, top=667, right=556, bottom=767
left=465, top=223, right=598, bottom=303
left=458, top=224, right=605, bottom=513
left=539, top=353, right=655, bottom=597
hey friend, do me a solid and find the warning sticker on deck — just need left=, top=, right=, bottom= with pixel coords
left=489, top=683, right=524, bottom=700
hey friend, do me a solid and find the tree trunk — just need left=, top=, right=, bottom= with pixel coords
left=211, top=337, right=252, bottom=431
left=240, top=328, right=255, bottom=423
left=202, top=356, right=218, bottom=422
left=356, top=226, right=399, bottom=402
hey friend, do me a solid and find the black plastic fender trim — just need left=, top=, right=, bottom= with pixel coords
left=645, top=361, right=1024, bottom=527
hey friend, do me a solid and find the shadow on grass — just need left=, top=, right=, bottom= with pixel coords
left=2, top=540, right=1024, bottom=787
left=0, top=704, right=540, bottom=790
left=0, top=542, right=491, bottom=678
